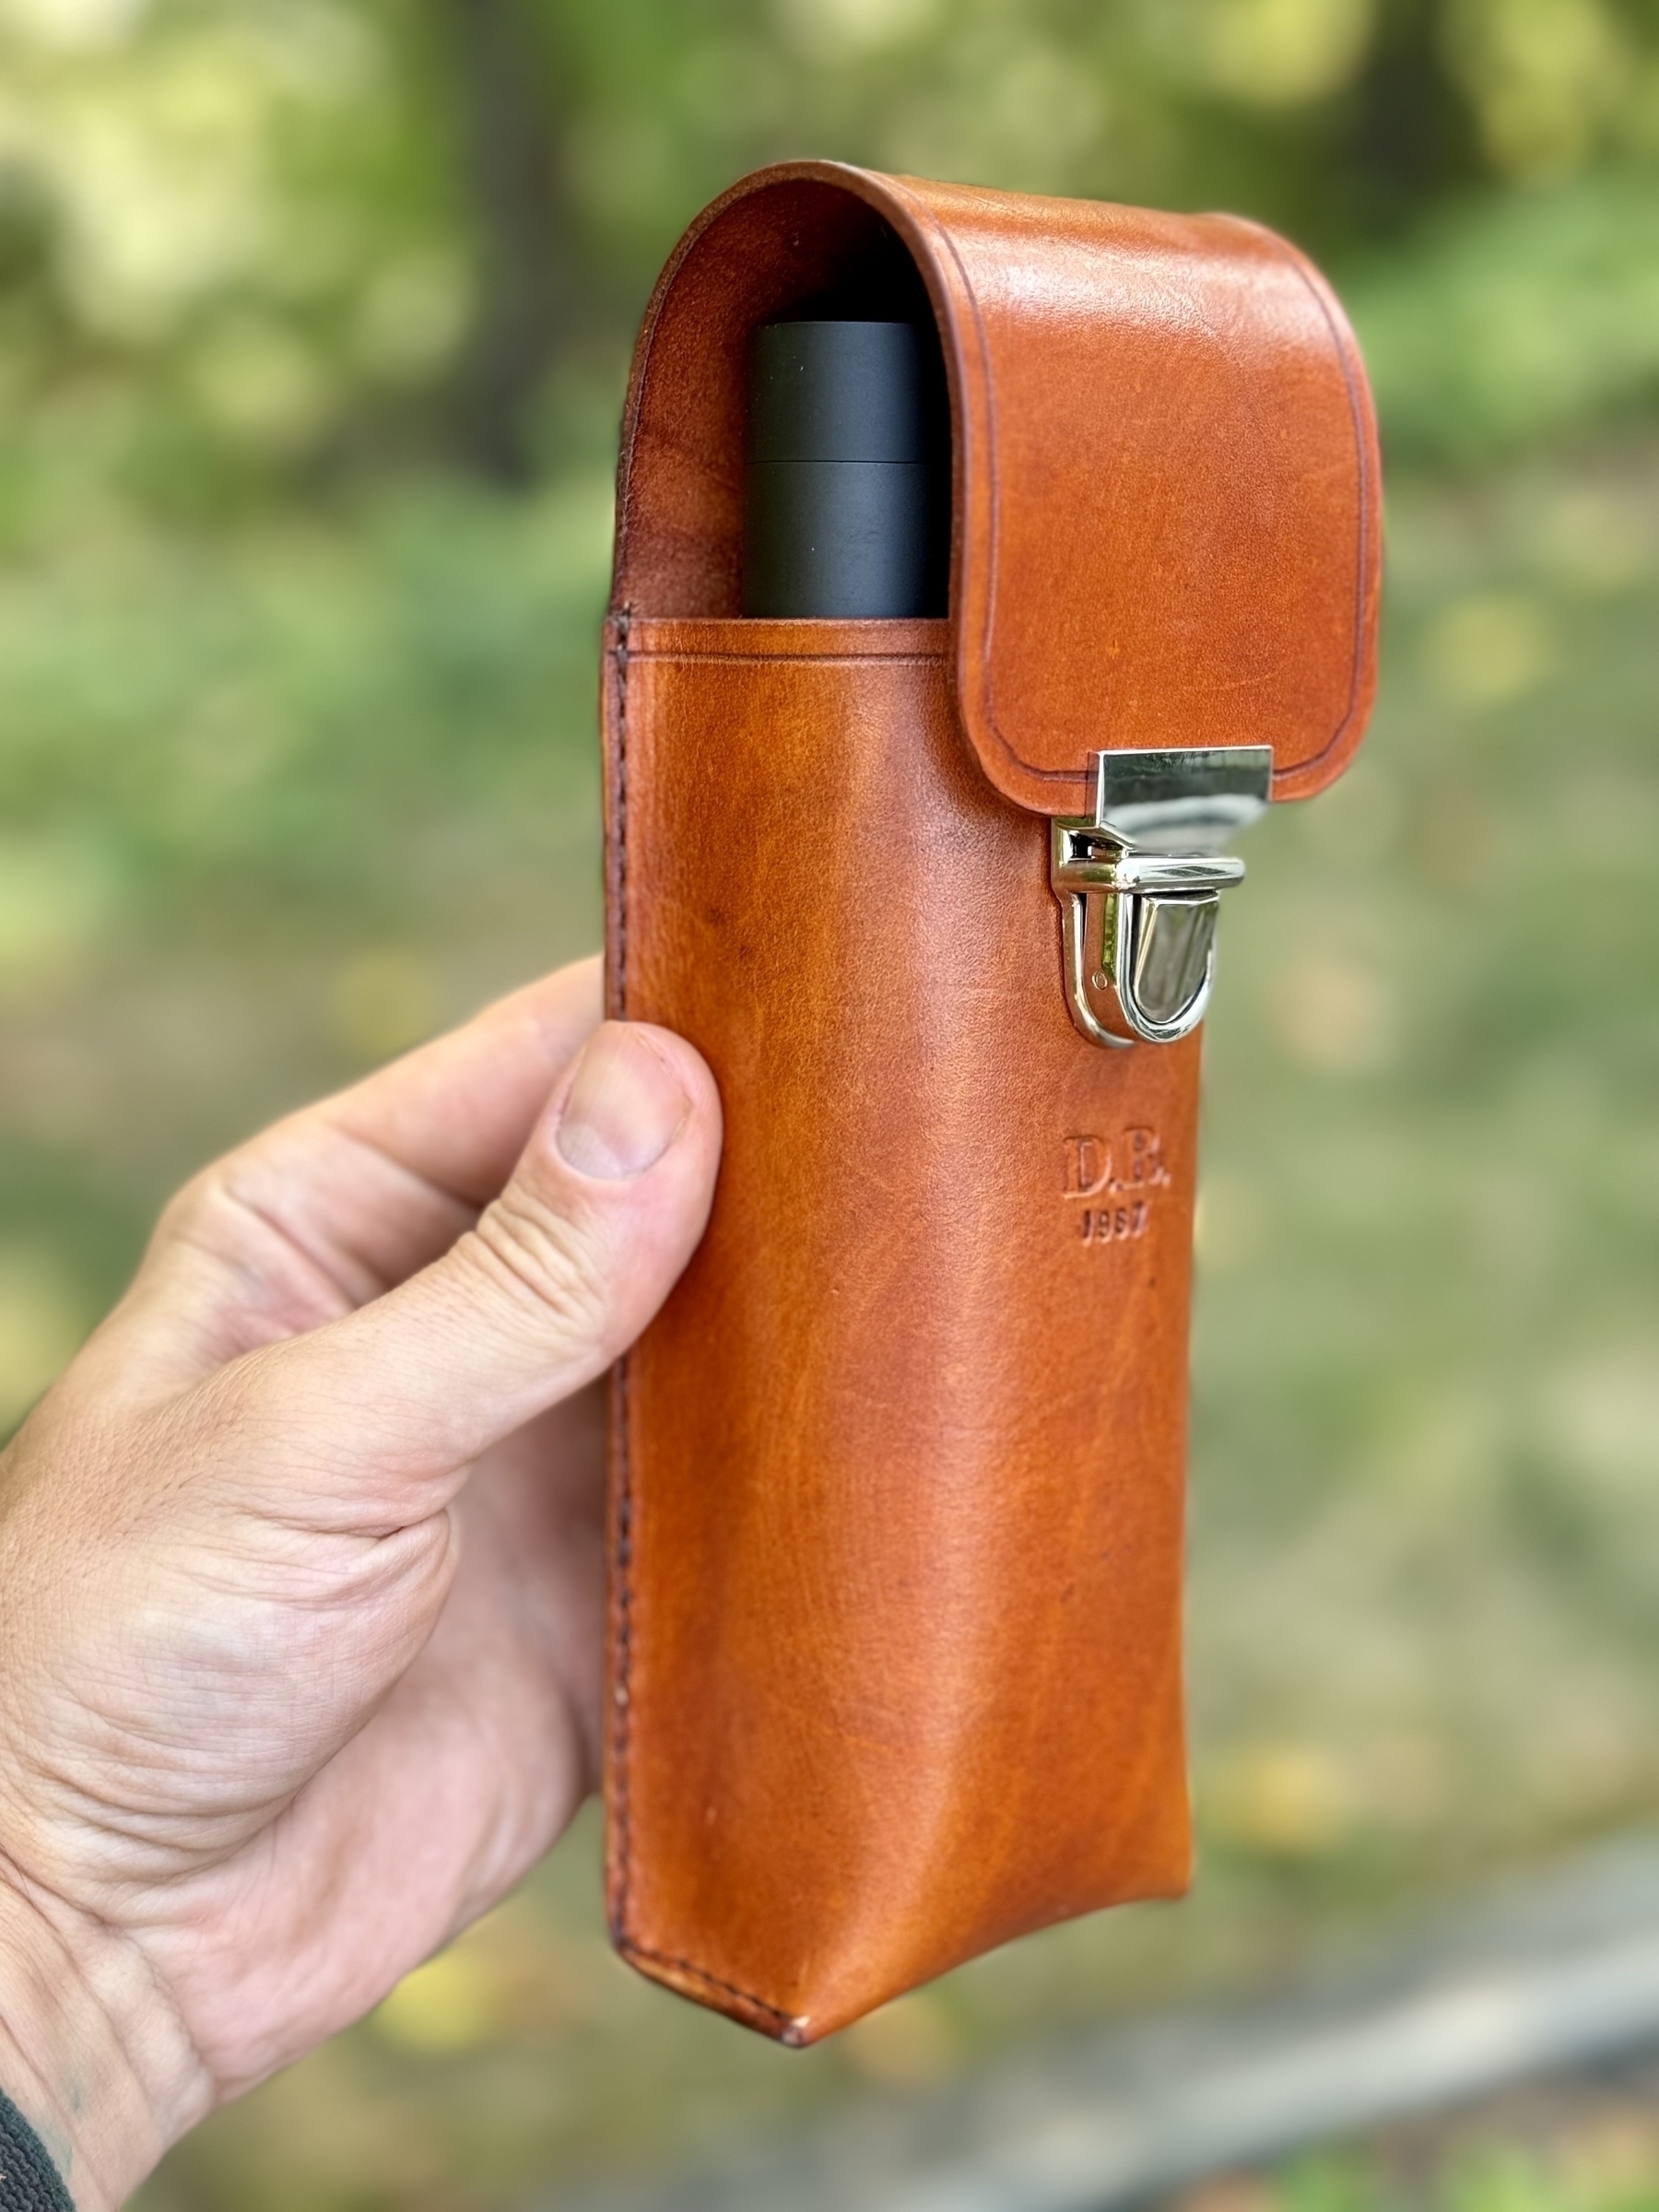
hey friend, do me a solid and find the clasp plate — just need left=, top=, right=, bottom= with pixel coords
left=1050, top=747, right=1270, bottom=1048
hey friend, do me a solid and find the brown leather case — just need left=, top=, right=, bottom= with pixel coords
left=602, top=163, right=1381, bottom=2043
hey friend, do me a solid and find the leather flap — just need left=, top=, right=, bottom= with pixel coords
left=610, top=161, right=1381, bottom=818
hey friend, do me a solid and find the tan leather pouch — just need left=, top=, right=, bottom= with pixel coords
left=602, top=164, right=1381, bottom=2044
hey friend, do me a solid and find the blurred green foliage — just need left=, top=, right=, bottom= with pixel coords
left=0, top=468, right=611, bottom=1421
left=3, top=0, right=1659, bottom=2206
left=3, top=0, right=1659, bottom=500
left=1265, top=2116, right=1659, bottom=2212
left=1356, top=169, right=1659, bottom=459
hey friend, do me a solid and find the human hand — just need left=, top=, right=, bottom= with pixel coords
left=0, top=956, right=721, bottom=2209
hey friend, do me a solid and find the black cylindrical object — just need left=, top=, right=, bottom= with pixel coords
left=742, top=319, right=947, bottom=618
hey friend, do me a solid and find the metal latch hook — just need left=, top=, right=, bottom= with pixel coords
left=1050, top=747, right=1271, bottom=1049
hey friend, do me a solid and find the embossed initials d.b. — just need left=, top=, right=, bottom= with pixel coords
left=1063, top=1127, right=1171, bottom=1200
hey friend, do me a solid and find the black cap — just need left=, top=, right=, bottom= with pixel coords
left=747, top=322, right=935, bottom=465
left=742, top=315, right=948, bottom=618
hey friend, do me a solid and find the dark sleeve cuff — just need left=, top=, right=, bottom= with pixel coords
left=0, top=2088, right=73, bottom=2210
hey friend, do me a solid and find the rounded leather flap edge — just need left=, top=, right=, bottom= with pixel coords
left=609, top=160, right=1381, bottom=822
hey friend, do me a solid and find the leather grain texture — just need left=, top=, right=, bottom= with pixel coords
left=601, top=163, right=1379, bottom=2042
left=605, top=619, right=1195, bottom=2042
left=611, top=162, right=1381, bottom=818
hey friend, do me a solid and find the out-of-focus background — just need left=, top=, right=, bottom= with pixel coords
left=0, top=0, right=1655, bottom=2206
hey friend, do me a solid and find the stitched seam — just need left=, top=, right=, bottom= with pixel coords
left=883, top=183, right=1033, bottom=772
left=1205, top=216, right=1378, bottom=794
left=611, top=606, right=635, bottom=1945
left=625, top=651, right=947, bottom=668
left=614, top=607, right=629, bottom=1008
left=883, top=183, right=1095, bottom=799
left=606, top=609, right=810, bottom=2036
left=1253, top=229, right=1375, bottom=790
left=618, top=1939, right=802, bottom=2032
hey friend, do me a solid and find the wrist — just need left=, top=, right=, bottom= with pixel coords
left=0, top=1872, right=206, bottom=2210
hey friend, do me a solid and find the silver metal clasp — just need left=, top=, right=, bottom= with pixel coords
left=1050, top=747, right=1271, bottom=1049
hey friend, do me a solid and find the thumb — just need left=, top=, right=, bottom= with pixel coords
left=225, top=1020, right=721, bottom=1527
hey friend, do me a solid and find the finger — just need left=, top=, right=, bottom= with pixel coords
left=220, top=1020, right=720, bottom=1530
left=112, top=959, right=604, bottom=1382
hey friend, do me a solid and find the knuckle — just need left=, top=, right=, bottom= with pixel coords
left=153, top=1166, right=221, bottom=1248
left=466, top=1183, right=612, bottom=1347
left=152, top=1157, right=265, bottom=1270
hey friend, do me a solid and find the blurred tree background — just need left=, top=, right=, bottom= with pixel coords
left=1, top=2, right=1658, bottom=2207
left=3, top=0, right=1659, bottom=505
